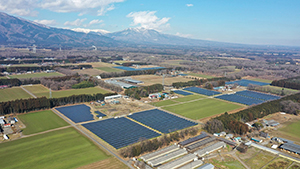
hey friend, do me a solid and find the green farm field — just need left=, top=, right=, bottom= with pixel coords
left=0, top=87, right=32, bottom=102
left=173, top=95, right=205, bottom=102
left=245, top=151, right=276, bottom=169
left=0, top=76, right=7, bottom=79
left=9, top=72, right=64, bottom=79
left=0, top=128, right=112, bottom=169
left=163, top=98, right=242, bottom=120
left=18, top=110, right=69, bottom=135
left=23, top=85, right=110, bottom=98
left=150, top=100, right=177, bottom=107
left=247, top=78, right=273, bottom=83
left=279, top=120, right=300, bottom=140
left=187, top=72, right=215, bottom=79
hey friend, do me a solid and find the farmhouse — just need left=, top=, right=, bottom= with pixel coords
left=251, top=137, right=263, bottom=143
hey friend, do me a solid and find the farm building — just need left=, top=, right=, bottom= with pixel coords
left=194, top=142, right=226, bottom=157
left=141, top=145, right=180, bottom=162
left=251, top=137, right=263, bottom=143
left=148, top=93, right=161, bottom=99
left=0, top=119, right=5, bottom=125
left=178, top=160, right=203, bottom=169
left=225, top=134, right=234, bottom=139
left=179, top=132, right=208, bottom=147
left=157, top=154, right=197, bottom=169
left=186, top=137, right=216, bottom=151
left=104, top=94, right=123, bottom=101
left=217, top=137, right=237, bottom=146
left=104, top=79, right=136, bottom=89
left=260, top=131, right=269, bottom=138
left=0, top=85, right=8, bottom=89
left=123, top=78, right=144, bottom=84
left=196, top=163, right=215, bottom=169
left=147, top=149, right=187, bottom=167
left=271, top=137, right=294, bottom=144
left=279, top=143, right=300, bottom=155
left=262, top=119, right=280, bottom=127
left=251, top=143, right=279, bottom=155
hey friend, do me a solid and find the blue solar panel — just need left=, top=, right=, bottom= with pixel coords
left=114, top=66, right=165, bottom=71
left=173, top=90, right=193, bottom=96
left=183, top=87, right=221, bottom=96
left=95, top=111, right=106, bottom=118
left=56, top=104, right=94, bottom=123
left=128, top=109, right=197, bottom=133
left=82, top=117, right=161, bottom=149
left=215, top=90, right=280, bottom=105
left=225, top=79, right=269, bottom=86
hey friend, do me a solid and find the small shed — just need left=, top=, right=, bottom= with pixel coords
left=251, top=137, right=262, bottom=143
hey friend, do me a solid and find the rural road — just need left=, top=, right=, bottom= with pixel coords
left=51, top=109, right=135, bottom=169
left=21, top=85, right=37, bottom=98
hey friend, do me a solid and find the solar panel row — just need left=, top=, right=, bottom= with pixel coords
left=95, top=111, right=106, bottom=118
left=173, top=90, right=193, bottom=96
left=82, top=117, right=161, bottom=149
left=56, top=104, right=94, bottom=123
left=225, top=79, right=269, bottom=86
left=183, top=87, right=221, bottom=96
left=128, top=109, right=198, bottom=133
left=179, top=132, right=208, bottom=146
left=216, top=90, right=280, bottom=105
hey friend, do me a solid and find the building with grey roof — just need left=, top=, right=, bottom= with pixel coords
left=194, top=142, right=226, bottom=157
left=148, top=149, right=187, bottom=167
left=177, top=159, right=203, bottom=169
left=141, top=144, right=179, bottom=162
left=157, top=153, right=197, bottom=169
left=196, top=163, right=214, bottom=169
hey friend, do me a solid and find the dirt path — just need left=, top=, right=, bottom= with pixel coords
left=231, top=152, right=251, bottom=169
left=20, top=85, right=37, bottom=98
left=21, top=125, right=71, bottom=138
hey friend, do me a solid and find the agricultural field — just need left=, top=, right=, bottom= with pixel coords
left=247, top=78, right=273, bottom=83
left=263, top=157, right=292, bottom=169
left=8, top=72, right=64, bottom=79
left=0, top=87, right=32, bottom=102
left=245, top=151, right=276, bottom=169
left=132, top=75, right=191, bottom=86
left=18, top=110, right=69, bottom=135
left=74, top=68, right=105, bottom=76
left=187, top=72, right=215, bottom=79
left=96, top=67, right=123, bottom=72
left=150, top=100, right=177, bottom=107
left=163, top=98, right=242, bottom=120
left=173, top=95, right=206, bottom=102
left=278, top=120, right=300, bottom=141
left=23, top=85, right=110, bottom=98
left=0, top=128, right=114, bottom=169
left=209, top=155, right=246, bottom=169
left=0, top=76, right=7, bottom=79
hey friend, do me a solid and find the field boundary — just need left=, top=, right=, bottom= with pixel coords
left=20, top=85, right=37, bottom=98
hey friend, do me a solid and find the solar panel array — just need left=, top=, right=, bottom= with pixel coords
left=56, top=104, right=94, bottom=123
left=225, top=79, right=269, bottom=86
left=216, top=90, right=280, bottom=105
left=114, top=66, right=165, bottom=71
left=173, top=90, right=193, bottom=96
left=128, top=109, right=197, bottom=133
left=95, top=111, right=106, bottom=118
left=179, top=132, right=208, bottom=146
left=82, top=117, right=161, bottom=149
left=236, top=90, right=280, bottom=101
left=183, top=87, right=221, bottom=96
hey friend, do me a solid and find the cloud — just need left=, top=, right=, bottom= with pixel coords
left=72, top=28, right=110, bottom=34
left=64, top=18, right=87, bottom=26
left=186, top=4, right=193, bottom=7
left=175, top=32, right=193, bottom=38
left=126, top=11, right=170, bottom=31
left=0, top=0, right=124, bottom=16
left=88, top=19, right=103, bottom=25
left=34, top=19, right=57, bottom=26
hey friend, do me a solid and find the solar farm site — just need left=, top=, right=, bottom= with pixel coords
left=82, top=117, right=161, bottom=149
left=55, top=104, right=94, bottom=123
left=216, top=90, right=281, bottom=105
left=183, top=87, right=221, bottom=96
left=225, top=79, right=269, bottom=86
left=173, top=90, right=193, bottom=96
left=128, top=109, right=198, bottom=133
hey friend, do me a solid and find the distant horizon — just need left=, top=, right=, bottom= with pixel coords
left=0, top=0, right=300, bottom=47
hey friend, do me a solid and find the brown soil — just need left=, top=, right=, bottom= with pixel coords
left=77, top=158, right=128, bottom=169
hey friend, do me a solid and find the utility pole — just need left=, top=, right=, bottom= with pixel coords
left=49, top=88, right=52, bottom=98
left=162, top=74, right=165, bottom=91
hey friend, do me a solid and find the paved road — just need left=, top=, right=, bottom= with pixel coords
left=20, top=86, right=37, bottom=98
left=51, top=109, right=135, bottom=169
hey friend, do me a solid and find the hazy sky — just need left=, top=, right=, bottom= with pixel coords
left=0, top=0, right=299, bottom=46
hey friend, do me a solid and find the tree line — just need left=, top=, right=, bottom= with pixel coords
left=0, top=92, right=115, bottom=115
left=172, top=77, right=232, bottom=88
left=206, top=92, right=300, bottom=135
left=99, top=68, right=166, bottom=79
left=271, top=76, right=300, bottom=90
left=125, top=84, right=163, bottom=100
